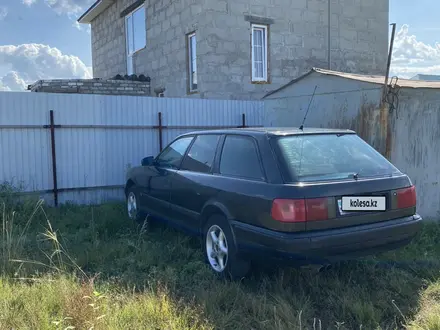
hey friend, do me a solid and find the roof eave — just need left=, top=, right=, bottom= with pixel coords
left=77, top=0, right=114, bottom=24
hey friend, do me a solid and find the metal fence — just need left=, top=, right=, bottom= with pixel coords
left=0, top=92, right=264, bottom=205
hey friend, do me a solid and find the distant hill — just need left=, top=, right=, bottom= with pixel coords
left=411, top=74, right=440, bottom=81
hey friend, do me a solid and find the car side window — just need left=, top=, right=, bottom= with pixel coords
left=156, top=136, right=194, bottom=169
left=181, top=135, right=220, bottom=173
left=219, top=135, right=264, bottom=181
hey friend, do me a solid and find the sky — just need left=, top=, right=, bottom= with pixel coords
left=0, top=0, right=439, bottom=91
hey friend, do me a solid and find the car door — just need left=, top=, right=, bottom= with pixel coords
left=169, top=134, right=222, bottom=232
left=214, top=134, right=268, bottom=227
left=140, top=136, right=194, bottom=220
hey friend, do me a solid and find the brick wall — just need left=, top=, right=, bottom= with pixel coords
left=132, top=0, right=203, bottom=98
left=91, top=0, right=128, bottom=80
left=195, top=0, right=389, bottom=100
left=28, top=79, right=151, bottom=96
left=91, top=0, right=202, bottom=99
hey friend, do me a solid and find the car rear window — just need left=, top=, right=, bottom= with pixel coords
left=274, top=133, right=401, bottom=183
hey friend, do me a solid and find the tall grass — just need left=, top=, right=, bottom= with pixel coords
left=1, top=192, right=45, bottom=275
left=0, top=190, right=439, bottom=329
left=0, top=194, right=212, bottom=329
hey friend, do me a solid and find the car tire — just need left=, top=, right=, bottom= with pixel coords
left=203, top=214, right=251, bottom=280
left=126, top=186, right=147, bottom=225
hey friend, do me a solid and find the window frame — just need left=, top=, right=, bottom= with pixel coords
left=216, top=134, right=267, bottom=182
left=186, top=31, right=198, bottom=94
left=125, top=4, right=146, bottom=75
left=155, top=135, right=195, bottom=169
left=179, top=134, right=222, bottom=174
left=251, top=23, right=269, bottom=83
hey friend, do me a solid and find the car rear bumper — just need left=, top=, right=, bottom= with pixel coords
left=231, top=214, right=423, bottom=264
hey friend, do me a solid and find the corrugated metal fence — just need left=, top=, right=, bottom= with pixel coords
left=0, top=92, right=264, bottom=205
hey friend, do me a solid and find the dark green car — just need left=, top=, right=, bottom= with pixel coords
left=125, top=128, right=422, bottom=279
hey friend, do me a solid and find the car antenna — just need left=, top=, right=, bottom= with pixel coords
left=299, top=85, right=317, bottom=131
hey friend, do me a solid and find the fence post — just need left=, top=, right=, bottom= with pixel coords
left=241, top=113, right=246, bottom=128
left=158, top=112, right=163, bottom=151
left=49, top=110, right=59, bottom=206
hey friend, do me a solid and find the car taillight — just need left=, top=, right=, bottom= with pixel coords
left=271, top=198, right=328, bottom=223
left=397, top=185, right=416, bottom=209
left=305, top=198, right=328, bottom=221
left=271, top=199, right=306, bottom=223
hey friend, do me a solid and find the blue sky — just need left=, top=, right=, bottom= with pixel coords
left=0, top=0, right=92, bottom=64
left=0, top=0, right=439, bottom=90
left=390, top=0, right=438, bottom=45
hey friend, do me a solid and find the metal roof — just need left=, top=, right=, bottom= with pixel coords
left=181, top=127, right=355, bottom=137
left=263, top=67, right=440, bottom=98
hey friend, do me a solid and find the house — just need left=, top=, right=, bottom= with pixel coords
left=78, top=0, right=389, bottom=100
left=263, top=67, right=440, bottom=220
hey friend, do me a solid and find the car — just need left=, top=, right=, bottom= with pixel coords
left=124, top=127, right=423, bottom=279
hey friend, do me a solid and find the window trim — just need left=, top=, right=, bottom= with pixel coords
left=251, top=23, right=269, bottom=83
left=179, top=134, right=222, bottom=174
left=186, top=31, right=198, bottom=94
left=125, top=4, right=146, bottom=75
left=216, top=134, right=267, bottom=182
left=155, top=135, right=195, bottom=169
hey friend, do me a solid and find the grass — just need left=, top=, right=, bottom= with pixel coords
left=0, top=193, right=440, bottom=329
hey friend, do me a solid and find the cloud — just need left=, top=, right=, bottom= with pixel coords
left=0, top=43, right=92, bottom=91
left=22, top=0, right=37, bottom=6
left=391, top=24, right=440, bottom=78
left=0, top=82, right=11, bottom=91
left=1, top=72, right=27, bottom=91
left=22, top=1, right=93, bottom=33
left=73, top=20, right=91, bottom=34
left=22, top=0, right=94, bottom=17
left=0, top=6, right=8, bottom=20
left=45, top=0, right=94, bottom=15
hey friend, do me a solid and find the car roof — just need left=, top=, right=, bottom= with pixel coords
left=180, top=127, right=356, bottom=138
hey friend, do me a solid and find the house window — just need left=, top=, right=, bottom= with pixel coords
left=187, top=32, right=197, bottom=92
left=125, top=5, right=146, bottom=75
left=251, top=24, right=268, bottom=82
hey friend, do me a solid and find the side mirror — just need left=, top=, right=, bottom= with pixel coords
left=141, top=156, right=155, bottom=166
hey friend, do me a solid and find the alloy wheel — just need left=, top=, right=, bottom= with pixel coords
left=206, top=225, right=229, bottom=272
left=127, top=192, right=137, bottom=219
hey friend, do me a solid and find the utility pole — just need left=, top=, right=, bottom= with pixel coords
left=383, top=23, right=397, bottom=101
left=381, top=23, right=397, bottom=160
left=327, top=0, right=331, bottom=70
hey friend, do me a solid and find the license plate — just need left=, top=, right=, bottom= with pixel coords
left=341, top=196, right=386, bottom=212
